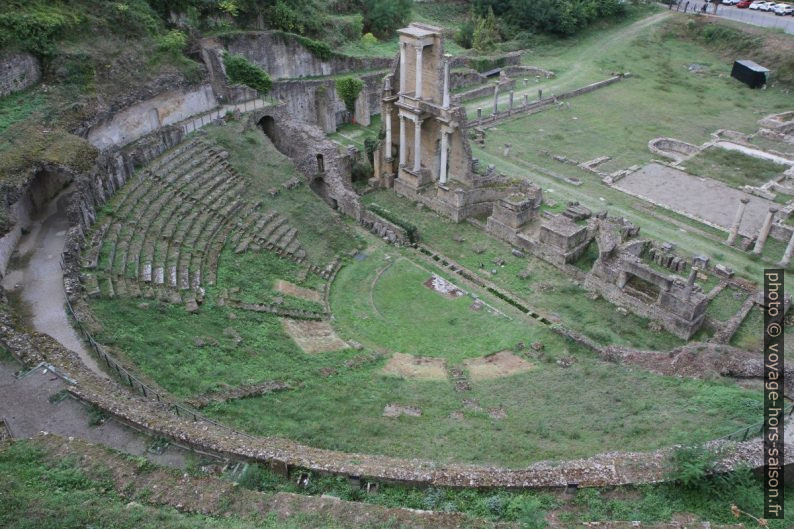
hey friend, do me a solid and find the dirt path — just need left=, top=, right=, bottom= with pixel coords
left=463, top=12, right=673, bottom=116
left=1, top=188, right=105, bottom=378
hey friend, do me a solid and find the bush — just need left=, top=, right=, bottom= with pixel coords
left=0, top=4, right=80, bottom=57
left=156, top=29, right=187, bottom=55
left=293, top=34, right=334, bottom=61
left=360, top=32, right=378, bottom=47
left=667, top=445, right=718, bottom=489
left=335, top=76, right=364, bottom=114
left=222, top=53, right=272, bottom=95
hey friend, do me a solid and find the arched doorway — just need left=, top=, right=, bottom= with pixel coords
left=258, top=115, right=276, bottom=143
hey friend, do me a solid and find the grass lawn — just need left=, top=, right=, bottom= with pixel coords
left=206, top=338, right=763, bottom=466
left=681, top=147, right=786, bottom=189
left=363, top=191, right=685, bottom=351
left=330, top=243, right=560, bottom=361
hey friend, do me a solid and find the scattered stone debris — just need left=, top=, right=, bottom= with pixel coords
left=424, top=275, right=465, bottom=298
left=556, top=356, right=575, bottom=368
left=511, top=248, right=525, bottom=258
left=282, top=177, right=302, bottom=190
left=472, top=245, right=487, bottom=255
left=517, top=268, right=531, bottom=280
left=531, top=341, right=544, bottom=351
left=450, top=411, right=465, bottom=420
left=488, top=407, right=507, bottom=420
left=382, top=404, right=421, bottom=417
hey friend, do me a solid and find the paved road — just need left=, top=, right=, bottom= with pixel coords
left=673, top=1, right=794, bottom=34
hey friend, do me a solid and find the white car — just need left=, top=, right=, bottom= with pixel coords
left=748, top=1, right=766, bottom=9
left=773, top=3, right=794, bottom=14
left=759, top=1, right=776, bottom=10
left=721, top=0, right=739, bottom=4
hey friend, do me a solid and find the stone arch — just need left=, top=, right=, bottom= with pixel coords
left=258, top=115, right=276, bottom=143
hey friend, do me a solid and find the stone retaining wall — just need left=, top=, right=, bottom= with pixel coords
left=0, top=51, right=40, bottom=97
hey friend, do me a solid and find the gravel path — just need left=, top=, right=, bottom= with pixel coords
left=1, top=188, right=105, bottom=378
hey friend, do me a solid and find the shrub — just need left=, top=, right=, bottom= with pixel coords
left=156, top=29, right=187, bottom=55
left=0, top=4, right=80, bottom=57
left=360, top=32, right=378, bottom=47
left=335, top=76, right=364, bottom=114
left=293, top=34, right=334, bottom=61
left=223, top=53, right=272, bottom=95
left=667, top=445, right=718, bottom=489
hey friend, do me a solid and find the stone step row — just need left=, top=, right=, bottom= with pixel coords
left=222, top=298, right=326, bottom=320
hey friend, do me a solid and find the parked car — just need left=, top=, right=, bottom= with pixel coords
left=773, top=3, right=794, bottom=14
left=759, top=1, right=776, bottom=10
left=736, top=0, right=753, bottom=7
left=721, top=0, right=739, bottom=4
left=749, top=1, right=771, bottom=9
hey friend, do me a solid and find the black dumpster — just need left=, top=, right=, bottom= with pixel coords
left=731, top=60, right=769, bottom=89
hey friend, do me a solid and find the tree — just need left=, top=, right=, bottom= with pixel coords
left=335, top=76, right=363, bottom=119
left=361, top=0, right=412, bottom=39
left=223, top=53, right=272, bottom=95
left=472, top=7, right=500, bottom=52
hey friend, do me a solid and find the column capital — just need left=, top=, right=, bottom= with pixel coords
left=769, top=207, right=779, bottom=214
left=740, top=197, right=750, bottom=204
left=414, top=43, right=425, bottom=51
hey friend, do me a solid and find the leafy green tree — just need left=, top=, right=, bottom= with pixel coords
left=223, top=53, right=272, bottom=95
left=335, top=76, right=363, bottom=115
left=361, top=0, right=412, bottom=39
left=472, top=7, right=500, bottom=52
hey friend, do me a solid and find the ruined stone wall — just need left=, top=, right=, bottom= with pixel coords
left=251, top=106, right=360, bottom=219
left=217, top=32, right=391, bottom=80
left=0, top=51, right=40, bottom=97
left=86, top=85, right=216, bottom=150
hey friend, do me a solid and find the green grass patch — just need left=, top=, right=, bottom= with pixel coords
left=363, top=191, right=684, bottom=351
left=207, top=341, right=763, bottom=466
left=331, top=244, right=555, bottom=361
left=681, top=147, right=786, bottom=189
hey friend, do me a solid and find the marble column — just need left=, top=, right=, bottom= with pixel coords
left=399, top=43, right=406, bottom=93
left=780, top=230, right=794, bottom=267
left=752, top=206, right=778, bottom=255
left=439, top=129, right=449, bottom=185
left=384, top=111, right=392, bottom=160
left=399, top=115, right=407, bottom=166
left=442, top=54, right=451, bottom=109
left=726, top=197, right=749, bottom=245
left=508, top=90, right=514, bottom=113
left=413, top=118, right=423, bottom=173
left=415, top=45, right=424, bottom=99
left=492, top=82, right=499, bottom=115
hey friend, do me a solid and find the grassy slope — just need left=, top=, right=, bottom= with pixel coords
left=204, top=121, right=362, bottom=266
left=0, top=440, right=366, bottom=529
left=4, top=437, right=794, bottom=529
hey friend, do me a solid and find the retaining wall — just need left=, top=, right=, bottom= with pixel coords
left=0, top=51, right=40, bottom=97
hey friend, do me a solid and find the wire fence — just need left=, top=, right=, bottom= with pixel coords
left=715, top=402, right=793, bottom=443
left=59, top=258, right=255, bottom=440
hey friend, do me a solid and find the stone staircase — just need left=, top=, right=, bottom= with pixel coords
left=80, top=139, right=308, bottom=306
